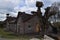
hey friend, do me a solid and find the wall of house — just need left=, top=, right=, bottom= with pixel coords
left=9, top=23, right=16, bottom=32
left=17, top=16, right=24, bottom=34
left=4, top=21, right=10, bottom=31
left=24, top=16, right=40, bottom=34
left=5, top=15, right=40, bottom=34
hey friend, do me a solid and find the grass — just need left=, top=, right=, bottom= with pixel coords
left=0, top=28, right=42, bottom=40
left=0, top=28, right=18, bottom=38
left=0, top=28, right=34, bottom=40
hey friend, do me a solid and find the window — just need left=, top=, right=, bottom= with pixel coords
left=28, top=25, right=32, bottom=31
left=28, top=25, right=31, bottom=28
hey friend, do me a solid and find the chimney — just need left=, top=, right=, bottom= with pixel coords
left=6, top=14, right=9, bottom=18
left=18, top=11, right=25, bottom=15
left=31, top=11, right=37, bottom=16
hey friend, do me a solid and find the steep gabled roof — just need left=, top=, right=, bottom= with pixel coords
left=4, top=12, right=36, bottom=23
left=22, top=13, right=33, bottom=22
left=4, top=16, right=16, bottom=24
left=16, top=12, right=34, bottom=22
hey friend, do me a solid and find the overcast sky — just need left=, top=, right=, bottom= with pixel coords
left=0, top=0, right=60, bottom=21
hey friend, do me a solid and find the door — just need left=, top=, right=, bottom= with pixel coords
left=36, top=23, right=40, bottom=32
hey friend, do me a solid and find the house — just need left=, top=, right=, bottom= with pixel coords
left=4, top=12, right=41, bottom=34
left=3, top=1, right=57, bottom=35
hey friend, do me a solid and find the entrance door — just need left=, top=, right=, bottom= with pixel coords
left=36, top=23, right=40, bottom=33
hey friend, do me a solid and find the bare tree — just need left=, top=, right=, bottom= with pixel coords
left=32, top=1, right=59, bottom=38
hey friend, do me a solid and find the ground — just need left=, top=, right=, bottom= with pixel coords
left=0, top=28, right=58, bottom=40
left=0, top=35, right=55, bottom=40
left=0, top=28, right=41, bottom=40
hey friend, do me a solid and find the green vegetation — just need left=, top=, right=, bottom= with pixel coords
left=0, top=22, right=41, bottom=39
left=0, top=23, right=4, bottom=28
left=0, top=28, right=18, bottom=39
left=0, top=28, right=35, bottom=39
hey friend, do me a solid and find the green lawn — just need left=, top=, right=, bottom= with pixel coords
left=0, top=28, right=33, bottom=40
left=0, top=28, right=17, bottom=38
left=0, top=28, right=41, bottom=40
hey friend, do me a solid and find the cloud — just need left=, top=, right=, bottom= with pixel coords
left=14, top=6, right=37, bottom=14
left=0, top=0, right=20, bottom=11
left=0, top=0, right=60, bottom=21
left=25, top=0, right=42, bottom=7
left=0, top=14, right=6, bottom=21
left=0, top=0, right=20, bottom=21
left=14, top=0, right=42, bottom=13
left=49, top=0, right=60, bottom=3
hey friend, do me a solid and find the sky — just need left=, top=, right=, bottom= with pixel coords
left=0, top=0, right=60, bottom=21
